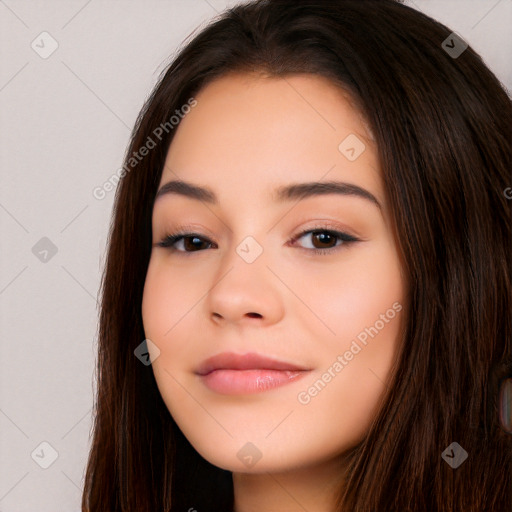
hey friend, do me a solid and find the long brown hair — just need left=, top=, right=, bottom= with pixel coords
left=82, top=1, right=512, bottom=510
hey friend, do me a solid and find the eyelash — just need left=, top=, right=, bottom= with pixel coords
left=154, top=225, right=360, bottom=256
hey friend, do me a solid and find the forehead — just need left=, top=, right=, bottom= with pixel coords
left=160, top=72, right=381, bottom=206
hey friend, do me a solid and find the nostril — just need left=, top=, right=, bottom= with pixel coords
left=247, top=312, right=262, bottom=318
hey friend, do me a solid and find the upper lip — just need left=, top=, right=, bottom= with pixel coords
left=195, top=352, right=309, bottom=376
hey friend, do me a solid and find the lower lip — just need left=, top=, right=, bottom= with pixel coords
left=199, top=369, right=309, bottom=394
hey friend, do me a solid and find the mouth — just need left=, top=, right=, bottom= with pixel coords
left=195, top=352, right=311, bottom=395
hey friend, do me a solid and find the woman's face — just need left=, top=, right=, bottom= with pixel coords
left=142, top=72, right=405, bottom=473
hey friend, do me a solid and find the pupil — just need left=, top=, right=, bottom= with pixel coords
left=185, top=236, right=204, bottom=251
left=315, top=232, right=335, bottom=248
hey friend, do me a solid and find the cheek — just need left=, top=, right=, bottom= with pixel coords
left=141, top=260, right=199, bottom=409
left=142, top=257, right=201, bottom=340
left=297, top=238, right=404, bottom=341
left=293, top=240, right=404, bottom=439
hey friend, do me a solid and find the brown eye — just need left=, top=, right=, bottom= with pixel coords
left=156, top=233, right=215, bottom=252
left=156, top=227, right=359, bottom=255
left=310, top=231, right=339, bottom=249
left=294, top=229, right=359, bottom=254
left=182, top=235, right=211, bottom=251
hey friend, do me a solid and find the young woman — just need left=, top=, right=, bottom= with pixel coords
left=82, top=1, right=512, bottom=510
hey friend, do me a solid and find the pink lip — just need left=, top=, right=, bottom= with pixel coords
left=195, top=352, right=310, bottom=395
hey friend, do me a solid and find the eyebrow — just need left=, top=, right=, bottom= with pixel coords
left=154, top=179, right=381, bottom=210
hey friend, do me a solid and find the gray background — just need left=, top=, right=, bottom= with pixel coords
left=1, top=1, right=510, bottom=510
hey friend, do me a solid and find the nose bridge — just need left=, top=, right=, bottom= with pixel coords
left=205, top=226, right=285, bottom=324
left=220, top=206, right=273, bottom=269
left=216, top=230, right=269, bottom=288
left=234, top=233, right=266, bottom=266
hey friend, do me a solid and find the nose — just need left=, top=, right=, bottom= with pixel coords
left=205, top=241, right=285, bottom=327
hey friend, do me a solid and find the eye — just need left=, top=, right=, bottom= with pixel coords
left=155, top=232, right=216, bottom=252
left=291, top=228, right=359, bottom=255
left=154, top=226, right=360, bottom=255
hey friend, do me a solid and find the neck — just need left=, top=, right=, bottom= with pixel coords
left=232, top=453, right=350, bottom=512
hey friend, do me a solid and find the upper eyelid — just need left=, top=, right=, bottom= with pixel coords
left=157, top=224, right=352, bottom=239
left=157, top=219, right=358, bottom=239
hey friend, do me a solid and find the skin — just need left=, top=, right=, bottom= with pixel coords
left=141, top=72, right=405, bottom=512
